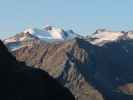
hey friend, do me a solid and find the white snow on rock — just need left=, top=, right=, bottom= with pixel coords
left=4, top=33, right=34, bottom=44
left=88, top=29, right=133, bottom=46
left=24, top=28, right=51, bottom=39
left=45, top=26, right=65, bottom=39
left=4, top=26, right=80, bottom=50
left=4, top=38, right=19, bottom=44
left=127, top=31, right=133, bottom=39
left=23, top=26, right=79, bottom=40
left=91, top=31, right=124, bottom=45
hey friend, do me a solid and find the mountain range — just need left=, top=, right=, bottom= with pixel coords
left=3, top=26, right=133, bottom=100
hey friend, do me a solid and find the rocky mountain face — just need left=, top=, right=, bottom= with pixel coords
left=0, top=40, right=75, bottom=100
left=13, top=38, right=104, bottom=100
left=4, top=28, right=133, bottom=100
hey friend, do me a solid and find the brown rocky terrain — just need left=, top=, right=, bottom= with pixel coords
left=0, top=40, right=75, bottom=100
left=5, top=31, right=133, bottom=100
left=13, top=38, right=104, bottom=100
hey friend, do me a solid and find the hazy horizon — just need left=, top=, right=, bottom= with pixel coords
left=0, top=0, right=133, bottom=39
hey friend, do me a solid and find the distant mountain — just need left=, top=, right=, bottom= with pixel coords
left=4, top=28, right=133, bottom=100
left=23, top=26, right=80, bottom=40
left=87, top=29, right=133, bottom=46
left=0, top=40, right=75, bottom=100
left=4, top=26, right=80, bottom=51
left=4, top=32, right=39, bottom=51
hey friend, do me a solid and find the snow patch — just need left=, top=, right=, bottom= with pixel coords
left=90, top=31, right=124, bottom=45
left=23, top=26, right=79, bottom=40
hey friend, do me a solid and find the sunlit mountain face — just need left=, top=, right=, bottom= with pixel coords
left=3, top=26, right=81, bottom=51
left=3, top=27, right=133, bottom=100
left=0, top=40, right=75, bottom=100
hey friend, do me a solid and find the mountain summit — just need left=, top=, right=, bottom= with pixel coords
left=23, top=26, right=79, bottom=40
left=4, top=26, right=80, bottom=51
left=88, top=29, right=133, bottom=46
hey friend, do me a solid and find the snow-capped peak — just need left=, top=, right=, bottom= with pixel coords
left=88, top=29, right=133, bottom=46
left=4, top=25, right=80, bottom=45
left=4, top=26, right=80, bottom=51
left=24, top=28, right=51, bottom=39
left=24, top=26, right=79, bottom=40
left=4, top=32, right=36, bottom=44
left=44, top=26, right=65, bottom=39
left=24, top=28, right=34, bottom=34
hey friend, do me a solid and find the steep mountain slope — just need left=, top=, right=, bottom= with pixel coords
left=0, top=40, right=75, bottom=100
left=4, top=29, right=133, bottom=100
left=89, top=40, right=133, bottom=100
left=13, top=38, right=104, bottom=100
left=12, top=37, right=133, bottom=100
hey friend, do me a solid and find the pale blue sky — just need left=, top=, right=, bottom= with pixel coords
left=0, top=0, right=133, bottom=39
